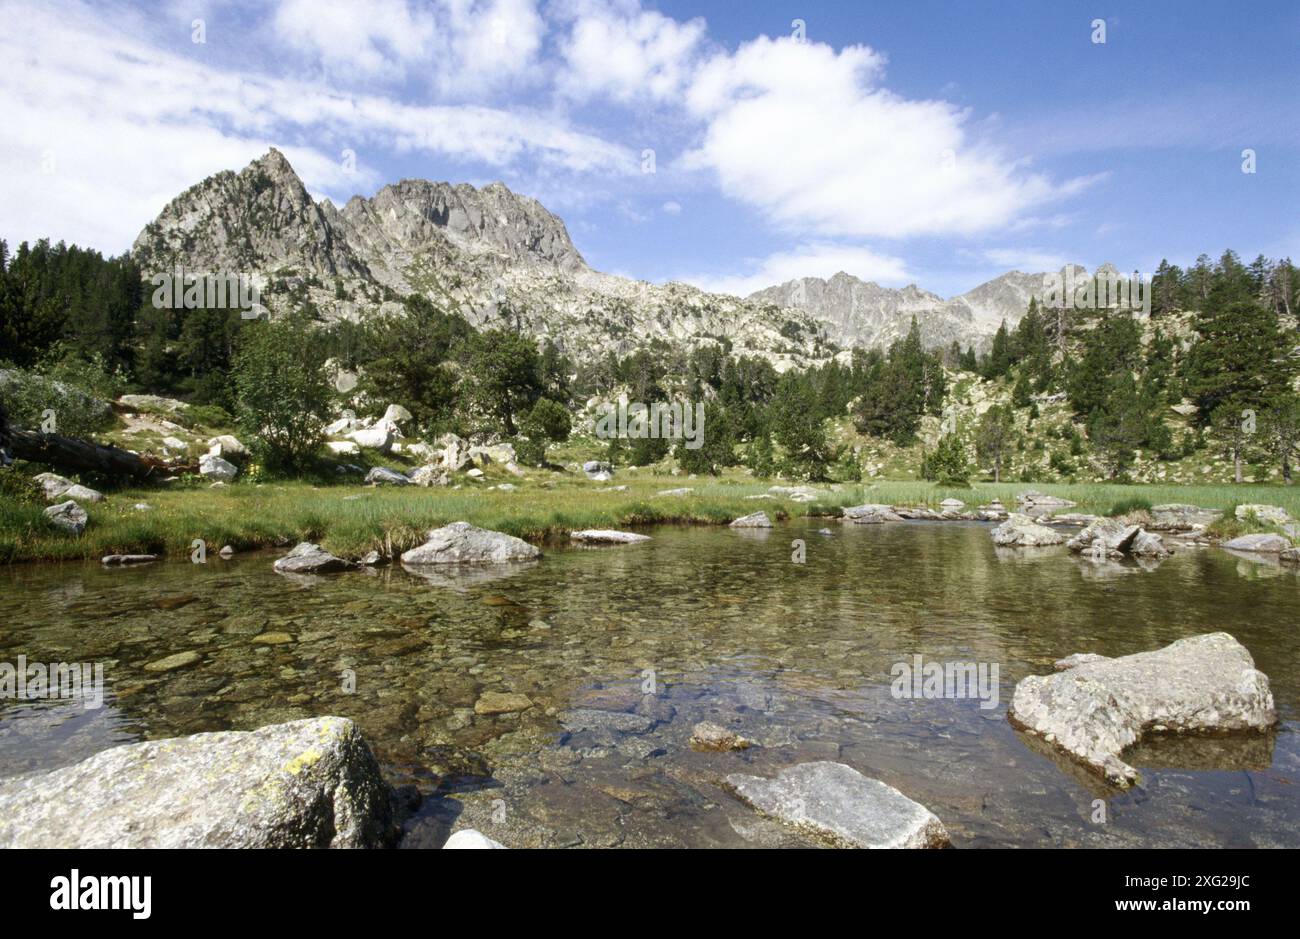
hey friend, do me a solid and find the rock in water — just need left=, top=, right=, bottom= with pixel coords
left=44, top=500, right=88, bottom=535
left=401, top=521, right=541, bottom=564
left=0, top=717, right=395, bottom=848
left=570, top=529, right=652, bottom=544
left=724, top=762, right=949, bottom=848
left=843, top=503, right=904, bottom=523
left=273, top=542, right=358, bottom=574
left=1222, top=533, right=1291, bottom=553
left=1007, top=633, right=1277, bottom=787
left=991, top=513, right=1064, bottom=547
left=444, top=829, right=506, bottom=849
left=690, top=722, right=751, bottom=751
left=729, top=511, right=773, bottom=528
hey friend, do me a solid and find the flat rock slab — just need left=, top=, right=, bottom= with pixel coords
left=570, top=529, right=652, bottom=544
left=724, top=761, right=949, bottom=849
left=0, top=717, right=394, bottom=848
left=843, top=503, right=904, bottom=523
left=474, top=692, right=534, bottom=715
left=1008, top=632, right=1277, bottom=787
left=401, top=521, right=540, bottom=564
left=102, top=554, right=158, bottom=566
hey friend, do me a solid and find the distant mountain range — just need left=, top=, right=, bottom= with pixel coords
left=131, top=149, right=1089, bottom=367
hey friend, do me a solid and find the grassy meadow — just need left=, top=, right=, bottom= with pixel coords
left=3, top=461, right=1299, bottom=565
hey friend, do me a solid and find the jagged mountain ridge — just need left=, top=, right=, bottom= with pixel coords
left=131, top=148, right=1073, bottom=366
left=747, top=267, right=1094, bottom=353
left=131, top=149, right=831, bottom=370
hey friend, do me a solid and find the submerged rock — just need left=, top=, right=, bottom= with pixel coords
left=1008, top=632, right=1277, bottom=787
left=690, top=722, right=751, bottom=752
left=571, top=529, right=651, bottom=544
left=474, top=691, right=534, bottom=715
left=730, top=511, right=772, bottom=529
left=401, top=521, right=540, bottom=565
left=724, top=761, right=949, bottom=849
left=273, top=542, right=358, bottom=575
left=0, top=717, right=395, bottom=848
left=991, top=513, right=1065, bottom=547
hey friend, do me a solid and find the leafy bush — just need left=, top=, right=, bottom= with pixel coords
left=0, top=367, right=115, bottom=439
left=233, top=317, right=333, bottom=472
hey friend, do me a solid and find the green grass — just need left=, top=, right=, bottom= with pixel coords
left=4, top=469, right=1299, bottom=564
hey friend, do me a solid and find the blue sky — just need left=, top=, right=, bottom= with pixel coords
left=2, top=0, right=1297, bottom=297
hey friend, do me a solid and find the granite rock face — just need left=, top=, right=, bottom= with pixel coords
left=0, top=717, right=396, bottom=848
left=724, top=762, right=949, bottom=849
left=1008, top=633, right=1277, bottom=787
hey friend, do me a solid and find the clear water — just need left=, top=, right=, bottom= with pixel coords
left=1, top=520, right=1296, bottom=848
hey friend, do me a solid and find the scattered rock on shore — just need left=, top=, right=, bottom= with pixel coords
left=365, top=466, right=412, bottom=486
left=199, top=453, right=238, bottom=482
left=34, top=472, right=104, bottom=503
left=1007, top=632, right=1277, bottom=787
left=102, top=554, right=158, bottom=566
left=724, top=761, right=949, bottom=849
left=730, top=511, right=772, bottom=528
left=843, top=503, right=904, bottom=523
left=0, top=717, right=395, bottom=848
left=44, top=500, right=88, bottom=535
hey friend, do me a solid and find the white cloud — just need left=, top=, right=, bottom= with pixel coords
left=0, top=0, right=630, bottom=253
left=681, top=35, right=1086, bottom=239
left=270, top=0, right=546, bottom=97
left=678, top=242, right=911, bottom=297
left=661, top=200, right=682, bottom=214
left=979, top=248, right=1072, bottom=271
left=555, top=0, right=708, bottom=103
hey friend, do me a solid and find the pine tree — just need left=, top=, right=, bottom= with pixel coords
left=975, top=404, right=1014, bottom=482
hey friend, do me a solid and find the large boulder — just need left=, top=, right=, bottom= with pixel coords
left=437, top=433, right=470, bottom=471
left=349, top=426, right=394, bottom=453
left=44, top=500, right=88, bottom=535
left=1222, top=533, right=1292, bottom=553
left=199, top=453, right=238, bottom=483
left=1066, top=518, right=1140, bottom=557
left=206, top=435, right=249, bottom=461
left=33, top=472, right=104, bottom=503
left=730, top=511, right=773, bottom=529
left=444, top=829, right=506, bottom=849
left=469, top=442, right=516, bottom=466
left=410, top=465, right=450, bottom=487
left=273, top=542, right=358, bottom=575
left=724, top=762, right=949, bottom=849
left=381, top=404, right=412, bottom=425
left=401, top=521, right=541, bottom=565
left=0, top=717, right=395, bottom=848
left=991, top=513, right=1065, bottom=547
left=1007, top=633, right=1277, bottom=787
left=583, top=460, right=613, bottom=481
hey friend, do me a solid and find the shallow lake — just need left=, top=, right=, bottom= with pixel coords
left=1, top=519, right=1297, bottom=848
